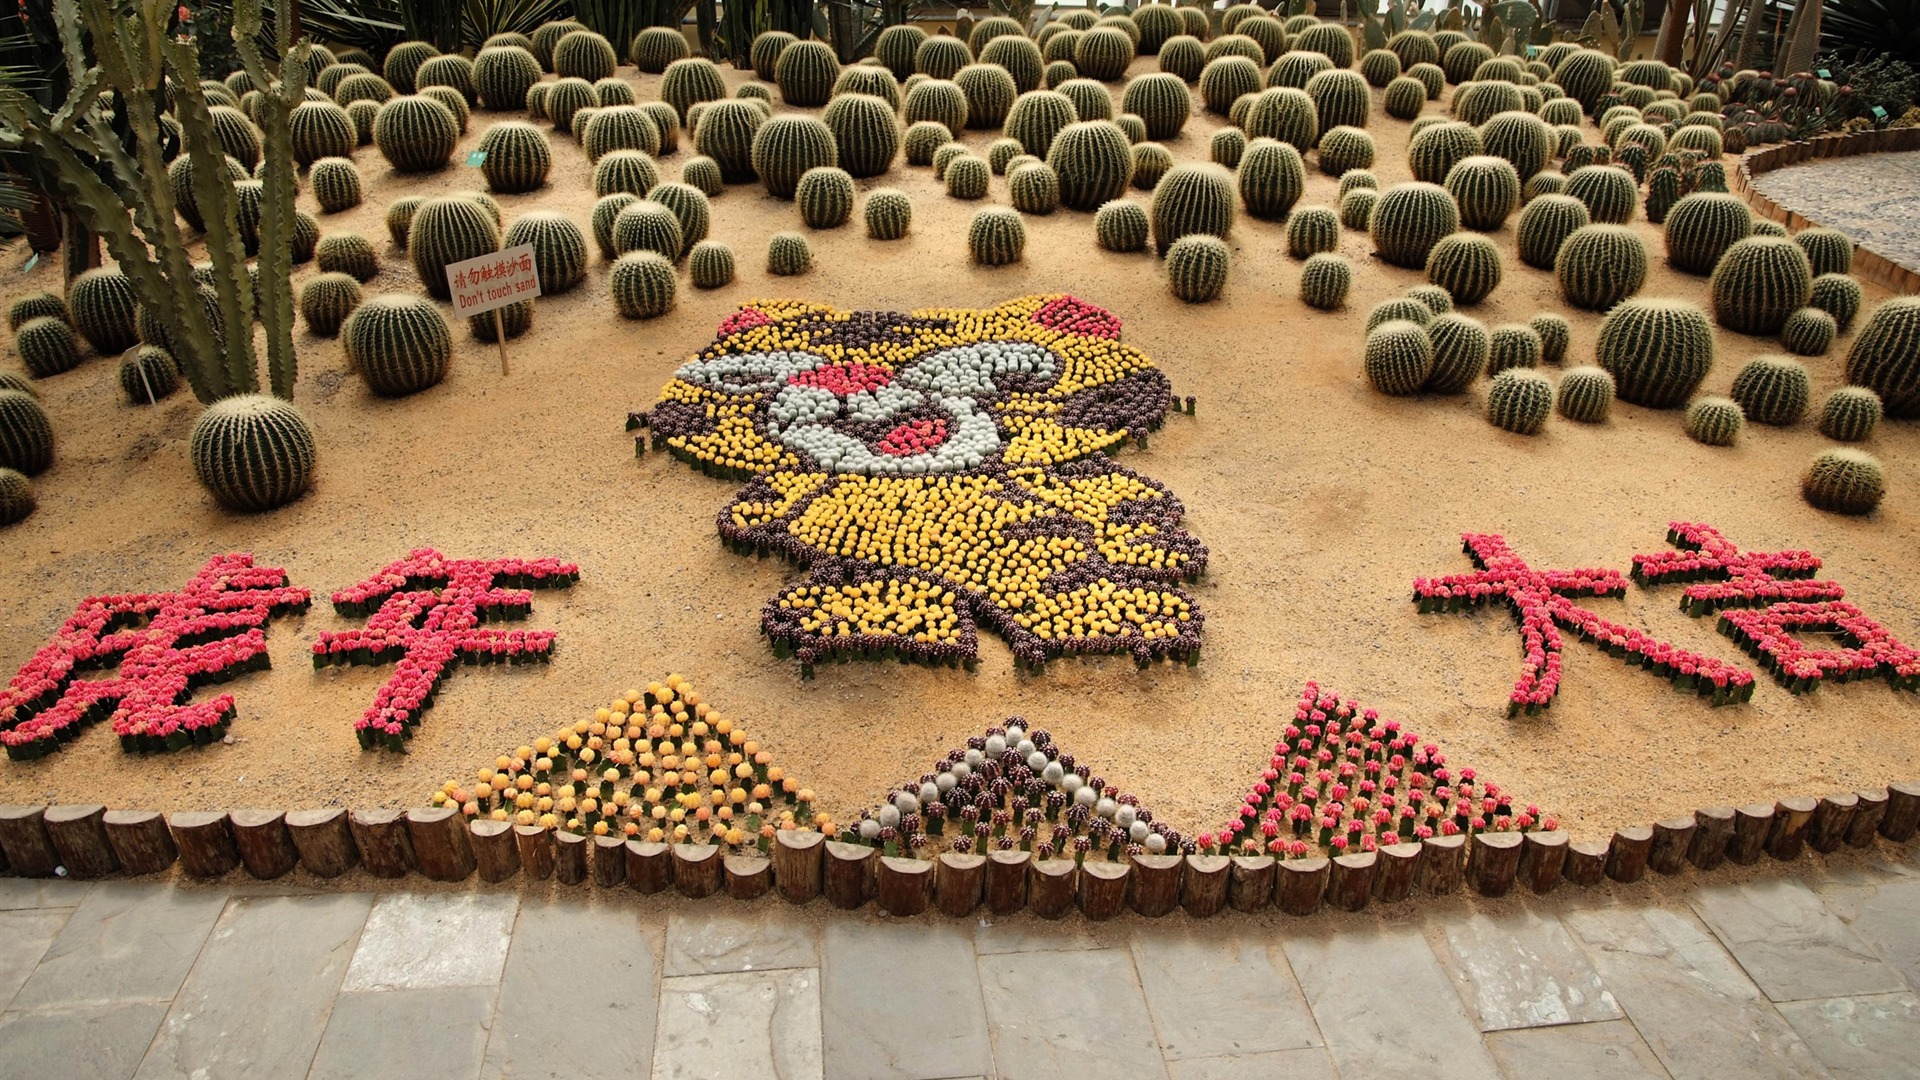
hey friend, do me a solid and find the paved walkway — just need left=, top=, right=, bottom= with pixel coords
left=1750, top=149, right=1920, bottom=274
left=0, top=845, right=1917, bottom=1080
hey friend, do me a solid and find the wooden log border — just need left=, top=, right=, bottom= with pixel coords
left=0, top=784, right=1914, bottom=918
left=1732, top=128, right=1920, bottom=296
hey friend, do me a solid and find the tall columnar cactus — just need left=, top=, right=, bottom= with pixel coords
left=1245, top=88, right=1320, bottom=151
left=1794, top=227, right=1853, bottom=277
left=1487, top=369, right=1554, bottom=434
left=1424, top=313, right=1490, bottom=392
left=474, top=46, right=542, bottom=110
left=1564, top=165, right=1637, bottom=224
left=585, top=106, right=661, bottom=162
left=1300, top=252, right=1353, bottom=311
left=1408, top=121, right=1482, bottom=185
left=1121, top=73, right=1190, bottom=140
left=1150, top=164, right=1235, bottom=254
left=1710, top=236, right=1813, bottom=336
left=1286, top=205, right=1339, bottom=258
left=408, top=196, right=502, bottom=299
left=904, top=80, right=970, bottom=138
left=865, top=189, right=914, bottom=239
left=1684, top=397, right=1744, bottom=446
left=1047, top=121, right=1135, bottom=211
left=1516, top=194, right=1591, bottom=270
left=1306, top=70, right=1370, bottom=131
left=1557, top=367, right=1616, bottom=422
left=1818, top=387, right=1882, bottom=442
left=1236, top=138, right=1305, bottom=220
left=373, top=96, right=460, bottom=172
left=1663, top=192, right=1753, bottom=275
left=1316, top=126, right=1375, bottom=177
left=1444, top=155, right=1520, bottom=231
left=1369, top=182, right=1460, bottom=270
left=1095, top=199, right=1149, bottom=252
left=1557, top=225, right=1648, bottom=311
left=1425, top=233, right=1502, bottom=305
left=1596, top=299, right=1715, bottom=407
left=1809, top=274, right=1864, bottom=333
left=189, top=394, right=316, bottom=511
left=1365, top=320, right=1436, bottom=396
left=299, top=272, right=362, bottom=335
left=1844, top=297, right=1920, bottom=418
left=1803, top=449, right=1885, bottom=515
left=342, top=293, right=452, bottom=397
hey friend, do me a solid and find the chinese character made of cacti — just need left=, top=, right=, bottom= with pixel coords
left=638, top=295, right=1207, bottom=676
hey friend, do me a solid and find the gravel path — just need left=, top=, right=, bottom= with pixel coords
left=1751, top=149, right=1920, bottom=272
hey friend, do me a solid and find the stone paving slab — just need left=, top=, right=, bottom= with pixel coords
left=1690, top=880, right=1903, bottom=1003
left=1563, top=906, right=1833, bottom=1080
left=1164, top=1045, right=1341, bottom=1080
left=341, top=892, right=518, bottom=993
left=1483, top=1018, right=1672, bottom=1079
left=973, top=915, right=1100, bottom=955
left=1433, top=910, right=1622, bottom=1031
left=665, top=906, right=821, bottom=976
left=822, top=919, right=993, bottom=1080
left=1816, top=875, right=1920, bottom=994
left=978, top=946, right=1170, bottom=1080
left=1285, top=925, right=1504, bottom=1080
left=1751, top=152, right=1920, bottom=274
left=0, top=1001, right=169, bottom=1080
left=483, top=900, right=661, bottom=1080
left=654, top=967, right=823, bottom=1080
left=0, top=879, right=90, bottom=911
left=0, top=908, right=70, bottom=1012
left=1776, top=993, right=1920, bottom=1080
left=307, top=985, right=496, bottom=1080
left=133, top=893, right=371, bottom=1080
left=1131, top=927, right=1321, bottom=1060
left=10, top=883, right=227, bottom=1010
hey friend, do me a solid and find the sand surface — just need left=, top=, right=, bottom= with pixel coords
left=1, top=56, right=1916, bottom=842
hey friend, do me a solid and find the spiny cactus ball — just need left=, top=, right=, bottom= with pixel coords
left=299, top=272, right=363, bottom=336
left=1780, top=307, right=1837, bottom=357
left=1563, top=164, right=1637, bottom=224
left=118, top=345, right=178, bottom=404
left=14, top=316, right=79, bottom=378
left=308, top=156, right=363, bottom=213
left=1210, top=127, right=1247, bottom=169
left=795, top=166, right=857, bottom=228
left=590, top=193, right=639, bottom=259
left=289, top=100, right=357, bottom=166
left=609, top=251, right=677, bottom=318
left=1684, top=396, right=1744, bottom=446
left=1557, top=366, right=1616, bottom=422
left=386, top=196, right=422, bottom=246
left=1488, top=323, right=1544, bottom=374
left=1403, top=284, right=1451, bottom=315
left=860, top=188, right=913, bottom=240
left=1128, top=142, right=1171, bottom=189
left=1383, top=76, right=1428, bottom=119
left=1817, top=387, right=1882, bottom=442
left=1368, top=297, right=1434, bottom=332
left=1074, top=27, right=1134, bottom=81
left=1596, top=298, right=1716, bottom=407
left=776, top=40, right=842, bottom=108
left=1199, top=56, right=1262, bottom=114
left=945, top=155, right=990, bottom=198
left=821, top=93, right=899, bottom=178
left=0, top=467, right=32, bottom=525
left=1121, top=73, right=1190, bottom=140
left=1803, top=448, right=1885, bottom=515
left=421, top=86, right=470, bottom=134
left=1530, top=313, right=1571, bottom=365
left=1710, top=236, right=1813, bottom=336
left=1048, top=120, right=1135, bottom=211
left=751, top=31, right=797, bottom=81
left=414, top=53, right=474, bottom=106
left=682, top=240, right=734, bottom=289
left=1793, top=226, right=1853, bottom=277
left=372, top=95, right=460, bottom=172
left=1443, top=154, right=1520, bottom=231
left=612, top=199, right=684, bottom=260
left=552, top=29, right=617, bottom=82
left=967, top=207, right=1028, bottom=267
left=345, top=99, right=379, bottom=144
left=472, top=120, right=551, bottom=194
left=594, top=148, right=663, bottom=198
left=1844, top=297, right=1920, bottom=417
left=7, top=292, right=67, bottom=332
left=647, top=182, right=711, bottom=248
left=584, top=105, right=661, bottom=161
left=1300, top=252, right=1353, bottom=311
left=188, top=395, right=316, bottom=512
left=1244, top=87, right=1319, bottom=151
left=1237, top=137, right=1306, bottom=220
left=681, top=155, right=724, bottom=195
left=1009, top=162, right=1061, bottom=214
left=1095, top=199, right=1149, bottom=252
left=474, top=45, right=542, bottom=110
left=1556, top=224, right=1648, bottom=311
left=1366, top=320, right=1436, bottom=396
left=1339, top=188, right=1379, bottom=230
left=408, top=196, right=503, bottom=299
left=1150, top=163, right=1235, bottom=254
left=662, top=58, right=729, bottom=121
left=1316, top=126, right=1375, bottom=177
left=1730, top=354, right=1811, bottom=426
left=768, top=231, right=812, bottom=275
left=692, top=100, right=765, bottom=182
left=1286, top=205, right=1339, bottom=258
left=342, top=293, right=452, bottom=397
left=315, top=233, right=379, bottom=281
left=1487, top=368, right=1554, bottom=434
left=1663, top=191, right=1752, bottom=275
left=1369, top=181, right=1461, bottom=270
left=1801, top=274, right=1863, bottom=337
left=751, top=115, right=839, bottom=199
left=1425, top=232, right=1502, bottom=305
left=0, top=389, right=52, bottom=475
left=1408, top=120, right=1482, bottom=185
left=503, top=211, right=588, bottom=294
left=1423, top=313, right=1490, bottom=392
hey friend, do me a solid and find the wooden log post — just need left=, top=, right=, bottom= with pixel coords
left=935, top=853, right=986, bottom=917
left=1373, top=841, right=1422, bottom=903
left=348, top=809, right=414, bottom=879
left=1687, top=807, right=1736, bottom=870
left=1228, top=855, right=1276, bottom=912
left=0, top=806, right=59, bottom=877
left=286, top=809, right=357, bottom=878
left=771, top=830, right=825, bottom=905
left=1808, top=793, right=1859, bottom=854
left=170, top=811, right=240, bottom=879
left=1181, top=855, right=1230, bottom=917
left=725, top=854, right=772, bottom=900
left=1519, top=831, right=1568, bottom=894
left=672, top=843, right=722, bottom=899
left=1467, top=832, right=1522, bottom=897
left=624, top=840, right=671, bottom=893
left=1766, top=796, right=1818, bottom=860
left=1028, top=859, right=1077, bottom=919
left=228, top=810, right=298, bottom=880
left=406, top=808, right=476, bottom=883
left=1847, top=789, right=1890, bottom=847
left=1419, top=834, right=1467, bottom=897
left=823, top=841, right=874, bottom=909
left=1277, top=856, right=1330, bottom=916
left=1128, top=854, right=1182, bottom=917
left=103, top=810, right=177, bottom=876
left=1077, top=860, right=1128, bottom=921
left=1326, top=851, right=1376, bottom=912
left=1879, top=781, right=1920, bottom=842
left=1562, top=839, right=1608, bottom=887
left=986, top=850, right=1030, bottom=914
left=514, top=824, right=556, bottom=881
left=1648, top=816, right=1696, bottom=875
left=1727, top=804, right=1775, bottom=864
left=876, top=856, right=932, bottom=916
left=1605, top=825, right=1654, bottom=884
left=43, top=805, right=116, bottom=880
left=591, top=836, right=627, bottom=888
left=552, top=831, right=588, bottom=885
left=469, top=820, right=520, bottom=883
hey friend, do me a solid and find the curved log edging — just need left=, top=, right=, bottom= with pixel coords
left=1733, top=128, right=1920, bottom=296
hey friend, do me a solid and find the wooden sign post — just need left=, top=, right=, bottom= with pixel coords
left=445, top=243, right=541, bottom=376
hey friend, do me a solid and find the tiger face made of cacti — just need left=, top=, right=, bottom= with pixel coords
left=642, top=294, right=1207, bottom=674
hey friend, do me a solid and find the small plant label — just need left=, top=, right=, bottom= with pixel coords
left=465, top=150, right=487, bottom=167
left=22, top=252, right=37, bottom=272
left=446, top=243, right=541, bottom=319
